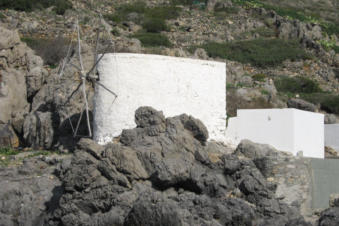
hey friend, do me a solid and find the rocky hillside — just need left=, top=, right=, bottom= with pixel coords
left=0, top=107, right=338, bottom=225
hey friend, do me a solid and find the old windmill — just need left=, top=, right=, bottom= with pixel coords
left=58, top=15, right=118, bottom=138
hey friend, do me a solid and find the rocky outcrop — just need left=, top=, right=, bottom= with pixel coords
left=287, top=98, right=317, bottom=112
left=23, top=111, right=57, bottom=149
left=0, top=154, right=70, bottom=226
left=43, top=107, right=310, bottom=226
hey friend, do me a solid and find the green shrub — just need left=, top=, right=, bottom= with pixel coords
left=321, top=22, right=339, bottom=36
left=132, top=33, right=172, bottom=47
left=274, top=76, right=322, bottom=94
left=201, top=39, right=309, bottom=67
left=104, top=14, right=122, bottom=23
left=0, top=147, right=20, bottom=156
left=0, top=0, right=72, bottom=15
left=21, top=36, right=69, bottom=67
left=252, top=73, right=267, bottom=82
left=145, top=5, right=181, bottom=20
left=303, top=93, right=339, bottom=114
left=0, top=12, right=5, bottom=19
left=143, top=17, right=168, bottom=33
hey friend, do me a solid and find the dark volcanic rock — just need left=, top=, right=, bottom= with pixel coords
left=318, top=207, right=339, bottom=226
left=43, top=107, right=310, bottom=226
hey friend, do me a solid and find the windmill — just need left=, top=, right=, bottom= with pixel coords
left=58, top=16, right=118, bottom=138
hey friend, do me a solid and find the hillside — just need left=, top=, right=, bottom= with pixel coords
left=0, top=0, right=338, bottom=123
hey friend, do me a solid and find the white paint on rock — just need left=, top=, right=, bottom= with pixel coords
left=325, top=124, right=339, bottom=152
left=226, top=108, right=324, bottom=158
left=94, top=53, right=226, bottom=144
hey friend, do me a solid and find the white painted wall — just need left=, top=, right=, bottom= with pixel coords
left=226, top=109, right=324, bottom=158
left=325, top=124, right=339, bottom=151
left=293, top=110, right=324, bottom=158
left=94, top=53, right=226, bottom=144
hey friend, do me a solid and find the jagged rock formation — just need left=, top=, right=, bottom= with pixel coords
left=43, top=107, right=311, bottom=226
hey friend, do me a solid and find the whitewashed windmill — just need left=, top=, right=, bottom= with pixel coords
left=58, top=16, right=118, bottom=138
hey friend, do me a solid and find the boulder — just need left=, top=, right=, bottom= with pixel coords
left=23, top=111, right=56, bottom=149
left=329, top=193, right=339, bottom=207
left=287, top=98, right=317, bottom=112
left=325, top=114, right=338, bottom=124
left=0, top=26, right=20, bottom=50
left=0, top=123, right=19, bottom=148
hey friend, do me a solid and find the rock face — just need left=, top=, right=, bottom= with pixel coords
left=0, top=155, right=68, bottom=226
left=23, top=111, right=57, bottom=149
left=44, top=107, right=311, bottom=226
left=287, top=98, right=317, bottom=112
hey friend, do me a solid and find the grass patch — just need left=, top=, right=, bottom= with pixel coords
left=131, top=33, right=172, bottom=47
left=200, top=39, right=309, bottom=67
left=105, top=3, right=180, bottom=35
left=274, top=76, right=322, bottom=94
left=321, top=22, right=339, bottom=36
left=21, top=36, right=69, bottom=67
left=252, top=73, right=267, bottom=82
left=0, top=0, right=72, bottom=15
left=143, top=17, right=169, bottom=33
left=0, top=147, right=20, bottom=156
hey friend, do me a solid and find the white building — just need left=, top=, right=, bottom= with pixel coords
left=94, top=53, right=227, bottom=144
left=226, top=108, right=324, bottom=158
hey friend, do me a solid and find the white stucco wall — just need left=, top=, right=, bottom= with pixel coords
left=325, top=124, right=339, bottom=151
left=94, top=53, right=226, bottom=144
left=225, top=108, right=324, bottom=158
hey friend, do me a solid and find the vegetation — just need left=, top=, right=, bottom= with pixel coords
left=252, top=73, right=267, bottom=82
left=303, top=93, right=339, bottom=114
left=274, top=75, right=339, bottom=114
left=0, top=147, right=21, bottom=156
left=200, top=39, right=309, bottom=67
left=143, top=17, right=169, bottom=33
left=274, top=76, right=322, bottom=94
left=0, top=0, right=72, bottom=15
left=105, top=2, right=180, bottom=43
left=132, top=33, right=172, bottom=47
left=318, top=38, right=339, bottom=54
left=21, top=36, right=69, bottom=67
left=321, top=22, right=339, bottom=36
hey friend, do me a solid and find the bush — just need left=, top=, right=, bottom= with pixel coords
left=145, top=5, right=181, bottom=20
left=143, top=18, right=168, bottom=33
left=201, top=39, right=310, bottom=67
left=274, top=76, right=322, bottom=94
left=252, top=73, right=267, bottom=82
left=321, top=22, right=339, bottom=36
left=21, top=36, right=70, bottom=67
left=132, top=33, right=172, bottom=47
left=0, top=0, right=72, bottom=15
left=303, top=93, right=339, bottom=114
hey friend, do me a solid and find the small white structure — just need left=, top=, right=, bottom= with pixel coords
left=325, top=124, right=339, bottom=152
left=226, top=109, right=324, bottom=158
left=94, top=53, right=226, bottom=144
